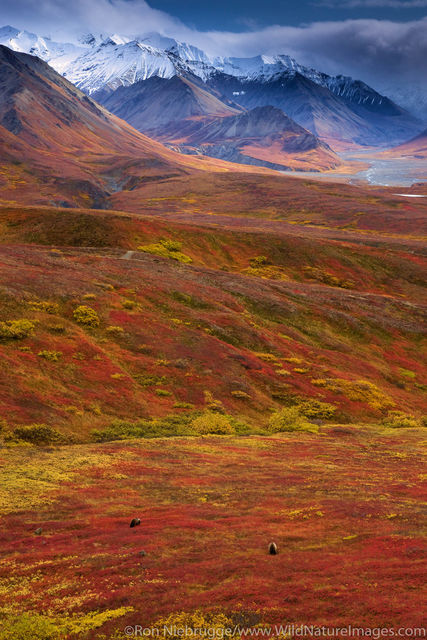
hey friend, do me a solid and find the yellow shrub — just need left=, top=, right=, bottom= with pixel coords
left=0, top=319, right=35, bottom=341
left=269, top=407, right=319, bottom=433
left=383, top=411, right=421, bottom=429
left=38, top=350, right=61, bottom=362
left=254, top=352, right=280, bottom=362
left=28, top=301, right=59, bottom=314
left=150, top=611, right=233, bottom=640
left=249, top=255, right=270, bottom=267
left=297, top=399, right=337, bottom=420
left=203, top=390, right=225, bottom=413
left=106, top=325, right=125, bottom=337
left=303, top=266, right=355, bottom=289
left=311, top=378, right=394, bottom=410
left=191, top=412, right=235, bottom=435
left=231, top=390, right=251, bottom=399
left=0, top=608, right=132, bottom=640
left=73, top=305, right=100, bottom=328
left=155, top=389, right=172, bottom=397
left=13, top=424, right=65, bottom=445
left=138, top=239, right=192, bottom=264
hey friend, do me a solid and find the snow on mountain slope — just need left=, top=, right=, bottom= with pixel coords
left=65, top=39, right=178, bottom=96
left=0, top=25, right=84, bottom=74
left=208, top=54, right=309, bottom=81
left=139, top=32, right=212, bottom=65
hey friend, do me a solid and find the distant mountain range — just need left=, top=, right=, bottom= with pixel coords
left=0, top=25, right=424, bottom=172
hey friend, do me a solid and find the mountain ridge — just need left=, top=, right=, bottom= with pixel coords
left=0, top=24, right=422, bottom=148
left=149, top=105, right=341, bottom=171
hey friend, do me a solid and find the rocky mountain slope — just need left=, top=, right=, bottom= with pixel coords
left=100, top=74, right=241, bottom=129
left=149, top=105, right=341, bottom=171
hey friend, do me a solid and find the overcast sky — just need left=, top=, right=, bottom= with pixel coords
left=0, top=0, right=426, bottom=96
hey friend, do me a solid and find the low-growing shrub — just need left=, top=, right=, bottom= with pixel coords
left=0, top=608, right=132, bottom=640
left=303, top=266, right=355, bottom=289
left=38, top=350, right=62, bottom=362
left=268, top=407, right=319, bottom=433
left=155, top=389, right=172, bottom=397
left=138, top=240, right=192, bottom=264
left=311, top=378, right=394, bottom=411
left=160, top=239, right=183, bottom=252
left=82, top=293, right=96, bottom=301
left=171, top=291, right=210, bottom=309
left=106, top=325, right=125, bottom=337
left=28, top=301, right=59, bottom=314
left=134, top=374, right=167, bottom=387
left=73, top=305, right=100, bottom=328
left=13, top=424, right=65, bottom=445
left=92, top=413, right=196, bottom=442
left=122, top=299, right=136, bottom=309
left=64, top=405, right=83, bottom=416
left=284, top=356, right=304, bottom=364
left=231, top=390, right=251, bottom=400
left=0, top=319, right=35, bottom=341
left=203, top=390, right=225, bottom=413
left=297, top=399, right=337, bottom=420
left=149, top=611, right=235, bottom=640
left=191, top=412, right=235, bottom=435
left=254, top=352, right=280, bottom=363
left=382, top=411, right=421, bottom=429
left=92, top=411, right=251, bottom=442
left=48, top=324, right=66, bottom=334
left=249, top=256, right=270, bottom=268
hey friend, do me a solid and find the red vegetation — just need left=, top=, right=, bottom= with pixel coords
left=0, top=428, right=425, bottom=635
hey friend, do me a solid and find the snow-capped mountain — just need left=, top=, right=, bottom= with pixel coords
left=0, top=25, right=84, bottom=74
left=0, top=25, right=423, bottom=147
left=64, top=39, right=178, bottom=96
